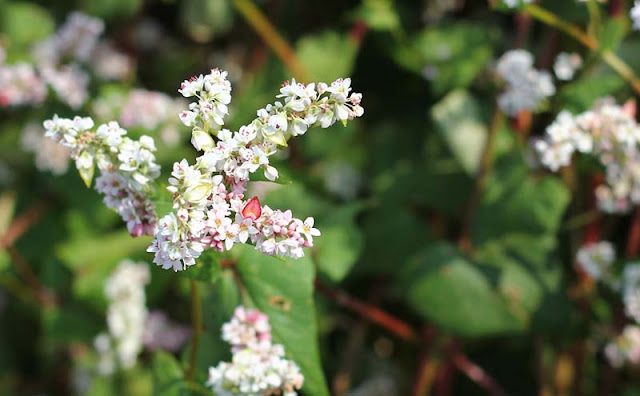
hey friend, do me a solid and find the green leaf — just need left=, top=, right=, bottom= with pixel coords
left=598, top=19, right=628, bottom=52
left=349, top=0, right=400, bottom=32
left=296, top=31, right=358, bottom=82
left=472, top=153, right=570, bottom=246
left=182, top=250, right=222, bottom=283
left=152, top=352, right=186, bottom=396
left=393, top=23, right=496, bottom=94
left=314, top=204, right=364, bottom=282
left=0, top=2, right=54, bottom=47
left=79, top=0, right=143, bottom=19
left=431, top=90, right=487, bottom=175
left=180, top=0, right=233, bottom=42
left=402, top=243, right=522, bottom=337
left=558, top=73, right=626, bottom=113
left=234, top=245, right=330, bottom=396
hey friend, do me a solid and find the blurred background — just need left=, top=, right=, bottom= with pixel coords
left=2, top=0, right=640, bottom=395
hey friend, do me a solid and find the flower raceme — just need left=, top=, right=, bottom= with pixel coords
left=206, top=306, right=304, bottom=396
left=535, top=99, right=640, bottom=213
left=43, top=115, right=160, bottom=236
left=44, top=68, right=364, bottom=272
left=148, top=70, right=362, bottom=272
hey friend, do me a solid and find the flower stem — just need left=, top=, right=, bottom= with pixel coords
left=458, top=106, right=503, bottom=253
left=232, top=0, right=311, bottom=81
left=314, top=279, right=419, bottom=342
left=186, top=279, right=202, bottom=381
left=524, top=4, right=640, bottom=95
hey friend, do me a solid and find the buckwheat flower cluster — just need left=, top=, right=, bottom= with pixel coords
left=495, top=49, right=555, bottom=116
left=33, top=12, right=104, bottom=65
left=40, top=64, right=89, bottom=109
left=605, top=325, right=640, bottom=367
left=576, top=241, right=616, bottom=281
left=553, top=52, right=582, bottom=81
left=148, top=70, right=360, bottom=271
left=94, top=260, right=150, bottom=375
left=180, top=72, right=364, bottom=183
left=632, top=1, right=640, bottom=30
left=0, top=63, right=47, bottom=106
left=206, top=306, right=304, bottom=396
left=43, top=115, right=160, bottom=236
left=20, top=123, right=71, bottom=175
left=535, top=99, right=640, bottom=213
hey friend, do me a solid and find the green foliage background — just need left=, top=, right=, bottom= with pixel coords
left=1, top=0, right=640, bottom=395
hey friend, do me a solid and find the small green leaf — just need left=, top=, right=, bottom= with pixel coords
left=349, top=0, right=400, bottom=32
left=0, top=2, right=54, bottom=47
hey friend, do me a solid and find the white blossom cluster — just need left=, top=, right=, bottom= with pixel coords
left=94, top=260, right=150, bottom=375
left=576, top=241, right=616, bottom=281
left=43, top=115, right=160, bottom=236
left=605, top=325, right=640, bottom=368
left=0, top=63, right=47, bottom=106
left=632, top=1, right=640, bottom=30
left=553, top=52, right=582, bottom=81
left=147, top=163, right=320, bottom=271
left=502, top=0, right=533, bottom=8
left=148, top=70, right=361, bottom=271
left=20, top=123, right=71, bottom=175
left=0, top=12, right=132, bottom=109
left=535, top=99, right=640, bottom=213
left=207, top=306, right=304, bottom=396
left=495, top=49, right=555, bottom=116
left=142, top=310, right=191, bottom=352
left=179, top=70, right=363, bottom=183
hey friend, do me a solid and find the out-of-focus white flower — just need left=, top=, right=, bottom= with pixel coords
left=0, top=63, right=47, bottom=107
left=502, top=0, right=533, bottom=7
left=91, top=41, right=134, bottom=81
left=605, top=325, right=640, bottom=367
left=554, top=52, right=582, bottom=81
left=94, top=260, right=150, bottom=375
left=576, top=241, right=616, bottom=281
left=536, top=99, right=640, bottom=214
left=33, top=12, right=104, bottom=65
left=632, top=1, right=640, bottom=30
left=206, top=306, right=304, bottom=396
left=21, top=122, right=71, bottom=175
left=40, top=64, right=89, bottom=109
left=496, top=49, right=555, bottom=116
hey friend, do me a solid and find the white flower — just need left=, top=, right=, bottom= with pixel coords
left=496, top=49, right=555, bottom=116
left=554, top=52, right=582, bottom=81
left=94, top=260, right=150, bottom=375
left=632, top=1, right=640, bottom=30
left=576, top=241, right=616, bottom=280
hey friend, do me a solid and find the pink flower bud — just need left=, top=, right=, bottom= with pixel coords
left=242, top=197, right=262, bottom=220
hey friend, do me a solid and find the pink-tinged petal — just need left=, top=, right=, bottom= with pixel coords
left=624, top=99, right=637, bottom=117
left=242, top=196, right=262, bottom=220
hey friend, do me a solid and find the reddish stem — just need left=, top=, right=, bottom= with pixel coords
left=349, top=20, right=369, bottom=47
left=0, top=200, right=47, bottom=249
left=626, top=208, right=640, bottom=259
left=452, top=353, right=507, bottom=396
left=608, top=0, right=624, bottom=18
left=314, top=279, right=419, bottom=342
